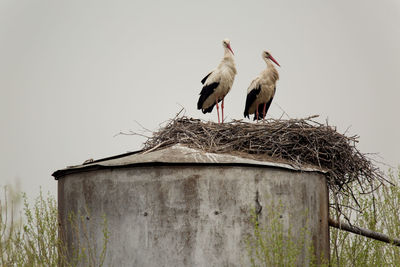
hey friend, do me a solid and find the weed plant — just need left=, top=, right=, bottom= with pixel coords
left=330, top=168, right=400, bottom=266
left=0, top=187, right=108, bottom=267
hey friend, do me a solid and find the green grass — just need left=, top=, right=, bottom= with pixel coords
left=0, top=187, right=109, bottom=267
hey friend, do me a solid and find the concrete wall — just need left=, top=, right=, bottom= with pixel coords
left=58, top=165, right=329, bottom=266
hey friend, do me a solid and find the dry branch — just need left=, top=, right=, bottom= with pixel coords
left=329, top=218, right=400, bottom=247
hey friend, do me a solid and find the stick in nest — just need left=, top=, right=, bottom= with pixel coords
left=142, top=115, right=387, bottom=217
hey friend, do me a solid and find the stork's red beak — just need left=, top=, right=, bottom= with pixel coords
left=269, top=55, right=280, bottom=67
left=227, top=44, right=234, bottom=55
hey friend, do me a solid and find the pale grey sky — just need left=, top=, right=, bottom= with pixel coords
left=1, top=0, right=399, bottom=198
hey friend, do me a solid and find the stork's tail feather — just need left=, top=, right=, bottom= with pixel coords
left=197, top=98, right=204, bottom=110
left=197, top=93, right=208, bottom=110
left=253, top=111, right=263, bottom=121
left=244, top=86, right=261, bottom=119
left=202, top=104, right=215, bottom=114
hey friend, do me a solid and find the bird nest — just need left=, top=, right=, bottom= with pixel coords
left=140, top=114, right=386, bottom=213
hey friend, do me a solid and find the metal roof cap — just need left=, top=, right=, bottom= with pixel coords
left=52, top=144, right=326, bottom=179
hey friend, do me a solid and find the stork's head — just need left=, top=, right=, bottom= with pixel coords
left=223, top=39, right=234, bottom=55
left=262, top=51, right=280, bottom=67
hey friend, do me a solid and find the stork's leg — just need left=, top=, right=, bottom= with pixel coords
left=221, top=98, right=224, bottom=123
left=262, top=102, right=267, bottom=121
left=215, top=98, right=220, bottom=124
left=256, top=104, right=260, bottom=123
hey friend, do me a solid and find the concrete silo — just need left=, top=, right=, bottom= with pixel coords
left=53, top=144, right=329, bottom=266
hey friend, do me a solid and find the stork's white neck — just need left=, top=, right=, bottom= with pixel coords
left=264, top=58, right=273, bottom=68
left=264, top=59, right=279, bottom=81
left=218, top=47, right=236, bottom=75
left=223, top=47, right=234, bottom=59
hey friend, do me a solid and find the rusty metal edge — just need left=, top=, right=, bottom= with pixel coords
left=52, top=144, right=327, bottom=180
left=52, top=161, right=327, bottom=180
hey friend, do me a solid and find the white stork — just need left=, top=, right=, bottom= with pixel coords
left=197, top=39, right=237, bottom=123
left=244, top=51, right=280, bottom=121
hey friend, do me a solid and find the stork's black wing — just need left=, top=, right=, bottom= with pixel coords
left=201, top=72, right=213, bottom=84
left=197, top=82, right=219, bottom=112
left=243, top=85, right=261, bottom=118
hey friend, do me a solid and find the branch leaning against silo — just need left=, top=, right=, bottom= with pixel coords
left=142, top=115, right=388, bottom=215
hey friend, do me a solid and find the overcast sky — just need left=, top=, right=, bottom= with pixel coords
left=1, top=0, right=399, bottom=198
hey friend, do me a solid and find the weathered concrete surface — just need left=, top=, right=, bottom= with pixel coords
left=58, top=164, right=329, bottom=266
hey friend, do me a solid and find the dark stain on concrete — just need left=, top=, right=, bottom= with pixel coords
left=82, top=178, right=95, bottom=206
